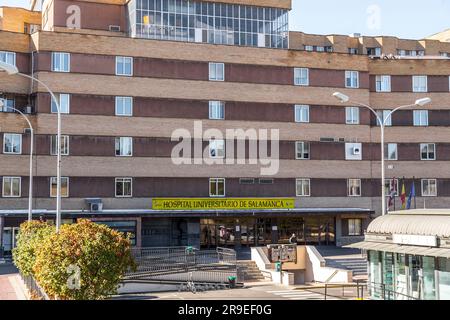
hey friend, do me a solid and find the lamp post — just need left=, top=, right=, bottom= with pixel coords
left=0, top=61, right=62, bottom=231
left=0, top=100, right=34, bottom=222
left=332, top=92, right=431, bottom=215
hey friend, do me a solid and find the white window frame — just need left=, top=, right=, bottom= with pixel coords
left=3, top=133, right=22, bottom=154
left=115, top=177, right=133, bottom=198
left=347, top=179, right=361, bottom=197
left=294, top=68, right=309, bottom=86
left=348, top=219, right=362, bottom=236
left=209, top=178, right=225, bottom=197
left=50, top=177, right=69, bottom=198
left=420, top=143, right=436, bottom=161
left=345, top=107, right=360, bottom=125
left=376, top=75, right=391, bottom=92
left=209, top=139, right=225, bottom=159
left=115, top=137, right=133, bottom=157
left=412, top=75, right=428, bottom=93
left=209, top=101, right=225, bottom=120
left=115, top=56, right=133, bottom=76
left=0, top=51, right=16, bottom=66
left=421, top=179, right=437, bottom=197
left=0, top=98, right=15, bottom=113
left=296, top=178, right=311, bottom=197
left=413, top=110, right=429, bottom=126
left=115, top=96, right=133, bottom=116
left=2, top=177, right=21, bottom=198
left=209, top=62, right=225, bottom=81
left=295, top=141, right=310, bottom=160
left=294, top=105, right=310, bottom=123
left=345, top=71, right=359, bottom=88
left=51, top=52, right=70, bottom=72
left=50, top=135, right=70, bottom=156
left=385, top=143, right=398, bottom=161
left=51, top=93, right=70, bottom=114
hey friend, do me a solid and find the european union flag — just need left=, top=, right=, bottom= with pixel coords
left=406, top=182, right=416, bottom=210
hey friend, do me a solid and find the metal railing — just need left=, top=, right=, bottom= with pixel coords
left=123, top=246, right=239, bottom=286
left=367, top=282, right=418, bottom=300
left=324, top=281, right=367, bottom=300
left=20, top=273, right=50, bottom=300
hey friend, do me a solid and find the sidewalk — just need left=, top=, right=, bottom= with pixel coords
left=0, top=263, right=27, bottom=300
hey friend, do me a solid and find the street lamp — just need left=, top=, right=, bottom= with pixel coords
left=333, top=92, right=431, bottom=215
left=0, top=61, right=63, bottom=231
left=0, top=99, right=34, bottom=222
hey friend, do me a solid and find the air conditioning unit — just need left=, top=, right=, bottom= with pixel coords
left=24, top=128, right=32, bottom=134
left=85, top=198, right=103, bottom=212
left=352, top=147, right=361, bottom=155
left=109, top=25, right=121, bottom=32
left=24, top=106, right=32, bottom=114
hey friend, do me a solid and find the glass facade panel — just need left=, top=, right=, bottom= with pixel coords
left=438, top=257, right=450, bottom=299
left=129, top=0, right=288, bottom=48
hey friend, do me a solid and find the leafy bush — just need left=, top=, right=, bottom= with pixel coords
left=13, top=219, right=136, bottom=300
left=12, top=220, right=55, bottom=276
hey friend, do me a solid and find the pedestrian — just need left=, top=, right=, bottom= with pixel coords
left=289, top=233, right=297, bottom=244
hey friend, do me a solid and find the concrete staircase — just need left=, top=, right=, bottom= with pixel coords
left=236, top=260, right=266, bottom=282
left=316, top=246, right=368, bottom=280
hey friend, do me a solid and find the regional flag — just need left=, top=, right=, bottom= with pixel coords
left=400, top=181, right=407, bottom=209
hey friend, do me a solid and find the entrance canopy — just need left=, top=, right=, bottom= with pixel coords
left=347, top=241, right=450, bottom=258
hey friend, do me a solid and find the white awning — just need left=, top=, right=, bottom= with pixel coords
left=345, top=241, right=450, bottom=258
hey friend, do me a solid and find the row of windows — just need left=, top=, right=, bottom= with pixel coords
left=0, top=133, right=440, bottom=161
left=374, top=75, right=449, bottom=93
left=0, top=177, right=438, bottom=198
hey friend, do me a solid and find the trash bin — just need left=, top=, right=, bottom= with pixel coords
left=228, top=276, right=237, bottom=288
left=275, top=261, right=282, bottom=272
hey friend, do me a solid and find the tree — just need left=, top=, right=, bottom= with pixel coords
left=13, top=220, right=54, bottom=276
left=31, top=219, right=135, bottom=300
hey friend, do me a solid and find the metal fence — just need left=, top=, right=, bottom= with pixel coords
left=123, top=246, right=239, bottom=286
left=368, top=283, right=418, bottom=300
left=20, top=273, right=50, bottom=300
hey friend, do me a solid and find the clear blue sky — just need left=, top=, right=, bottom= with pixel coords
left=1, top=0, right=449, bottom=39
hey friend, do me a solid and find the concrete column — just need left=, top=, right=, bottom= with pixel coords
left=335, top=216, right=342, bottom=247
left=234, top=223, right=241, bottom=250
left=0, top=216, right=4, bottom=258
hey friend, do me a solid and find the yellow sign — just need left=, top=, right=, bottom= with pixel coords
left=152, top=198, right=296, bottom=211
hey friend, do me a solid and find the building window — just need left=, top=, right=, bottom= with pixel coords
left=50, top=135, right=69, bottom=156
left=295, top=142, right=310, bottom=160
left=345, top=143, right=362, bottom=160
left=348, top=48, right=358, bottom=55
left=296, top=178, right=310, bottom=197
left=51, top=94, right=70, bottom=114
left=413, top=110, right=428, bottom=126
left=115, top=178, right=132, bottom=197
left=412, top=75, right=427, bottom=92
left=2, top=177, right=21, bottom=197
left=3, top=133, right=22, bottom=154
left=305, top=45, right=313, bottom=51
left=209, top=62, right=224, bottom=81
left=116, top=56, right=133, bottom=76
left=239, top=178, right=255, bottom=185
left=51, top=52, right=70, bottom=72
left=209, top=101, right=225, bottom=120
left=294, top=105, right=310, bottom=123
left=376, top=110, right=392, bottom=126
left=348, top=219, right=362, bottom=236
left=345, top=107, right=360, bottom=124
left=385, top=143, right=398, bottom=160
left=421, top=179, right=437, bottom=197
left=0, top=51, right=16, bottom=66
left=367, top=47, right=381, bottom=56
left=0, top=98, right=15, bottom=113
left=259, top=179, right=274, bottom=185
left=376, top=75, right=391, bottom=92
left=420, top=143, right=436, bottom=160
left=294, top=68, right=309, bottom=86
left=209, top=178, right=225, bottom=197
left=209, top=139, right=225, bottom=158
left=115, top=137, right=133, bottom=157
left=50, top=177, right=69, bottom=198
left=347, top=179, right=361, bottom=197
left=115, top=97, right=133, bottom=116
left=345, top=71, right=359, bottom=88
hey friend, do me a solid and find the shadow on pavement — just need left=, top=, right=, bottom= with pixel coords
left=0, top=263, right=18, bottom=276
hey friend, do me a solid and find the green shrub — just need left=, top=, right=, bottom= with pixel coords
left=12, top=220, right=55, bottom=276
left=32, top=219, right=136, bottom=300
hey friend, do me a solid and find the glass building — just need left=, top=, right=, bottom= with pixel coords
left=127, top=0, right=289, bottom=48
left=349, top=210, right=450, bottom=300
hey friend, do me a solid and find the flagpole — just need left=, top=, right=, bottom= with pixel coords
left=413, top=176, right=417, bottom=209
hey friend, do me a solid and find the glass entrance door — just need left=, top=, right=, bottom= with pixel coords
left=2, top=227, right=19, bottom=256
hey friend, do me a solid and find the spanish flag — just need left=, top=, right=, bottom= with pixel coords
left=400, top=180, right=406, bottom=209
